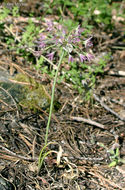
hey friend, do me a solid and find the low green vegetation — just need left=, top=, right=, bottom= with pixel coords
left=98, top=142, right=125, bottom=167
left=43, top=0, right=125, bottom=31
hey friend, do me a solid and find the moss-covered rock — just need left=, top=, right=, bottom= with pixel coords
left=0, top=73, right=51, bottom=112
left=13, top=73, right=51, bottom=111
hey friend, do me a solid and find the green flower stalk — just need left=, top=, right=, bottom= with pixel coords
left=45, top=49, right=64, bottom=145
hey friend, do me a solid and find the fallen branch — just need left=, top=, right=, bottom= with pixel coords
left=108, top=70, right=125, bottom=77
left=93, top=94, right=125, bottom=121
left=109, top=98, right=125, bottom=108
left=0, top=145, right=37, bottom=162
left=70, top=116, right=106, bottom=129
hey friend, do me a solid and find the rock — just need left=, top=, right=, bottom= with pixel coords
left=0, top=72, right=51, bottom=111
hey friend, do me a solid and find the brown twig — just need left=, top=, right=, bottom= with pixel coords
left=0, top=145, right=37, bottom=162
left=109, top=98, right=125, bottom=108
left=0, top=99, right=13, bottom=110
left=108, top=70, right=125, bottom=77
left=93, top=93, right=125, bottom=121
left=70, top=116, right=106, bottom=129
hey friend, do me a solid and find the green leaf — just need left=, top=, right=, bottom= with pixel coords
left=109, top=161, right=117, bottom=167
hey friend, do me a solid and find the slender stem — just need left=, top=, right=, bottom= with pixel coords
left=45, top=50, right=65, bottom=145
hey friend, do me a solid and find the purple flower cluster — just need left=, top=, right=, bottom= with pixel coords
left=36, top=21, right=94, bottom=63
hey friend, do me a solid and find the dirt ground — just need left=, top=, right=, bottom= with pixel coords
left=0, top=2, right=125, bottom=190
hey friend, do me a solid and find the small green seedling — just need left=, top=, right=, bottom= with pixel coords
left=98, top=143, right=125, bottom=167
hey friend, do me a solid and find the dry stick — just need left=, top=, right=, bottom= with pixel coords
left=0, top=145, right=37, bottom=162
left=0, top=86, right=19, bottom=118
left=0, top=60, right=31, bottom=78
left=32, top=136, right=36, bottom=159
left=70, top=116, right=105, bottom=129
left=0, top=99, right=13, bottom=110
left=108, top=70, right=125, bottom=77
left=93, top=93, right=125, bottom=121
left=109, top=98, right=125, bottom=108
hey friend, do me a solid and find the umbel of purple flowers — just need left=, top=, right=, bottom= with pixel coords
left=37, top=21, right=94, bottom=63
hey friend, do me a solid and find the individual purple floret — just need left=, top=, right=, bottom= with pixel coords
left=79, top=54, right=87, bottom=62
left=85, top=37, right=93, bottom=48
left=46, top=20, right=53, bottom=31
left=76, top=25, right=84, bottom=36
left=72, top=37, right=81, bottom=44
left=38, top=42, right=46, bottom=48
left=68, top=54, right=74, bottom=63
left=86, top=53, right=94, bottom=61
left=39, top=34, right=46, bottom=40
left=47, top=52, right=55, bottom=61
left=38, top=34, right=46, bottom=49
